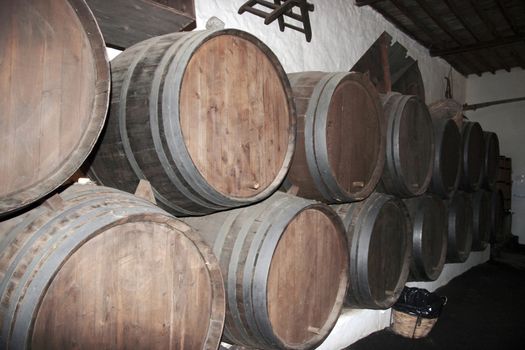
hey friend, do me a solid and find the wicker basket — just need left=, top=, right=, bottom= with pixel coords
left=390, top=309, right=438, bottom=339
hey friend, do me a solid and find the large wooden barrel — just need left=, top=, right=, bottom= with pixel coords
left=403, top=195, right=447, bottom=281
left=471, top=191, right=491, bottom=251
left=378, top=93, right=434, bottom=197
left=428, top=118, right=462, bottom=198
left=496, top=156, right=512, bottom=211
left=489, top=189, right=505, bottom=243
left=88, top=29, right=296, bottom=216
left=0, top=185, right=225, bottom=350
left=0, top=0, right=110, bottom=215
left=446, top=191, right=473, bottom=263
left=333, top=193, right=411, bottom=309
left=481, top=132, right=500, bottom=190
left=284, top=72, right=385, bottom=202
left=459, top=121, right=485, bottom=192
left=183, top=192, right=348, bottom=349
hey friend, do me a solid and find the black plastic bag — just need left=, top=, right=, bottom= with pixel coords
left=393, top=287, right=447, bottom=319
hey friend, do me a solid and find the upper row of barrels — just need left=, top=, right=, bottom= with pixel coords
left=0, top=4, right=501, bottom=349
left=0, top=28, right=499, bottom=217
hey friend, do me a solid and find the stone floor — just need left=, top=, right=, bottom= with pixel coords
left=348, top=240, right=525, bottom=350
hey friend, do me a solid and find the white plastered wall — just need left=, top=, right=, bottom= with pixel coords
left=193, top=0, right=466, bottom=104
left=107, top=1, right=466, bottom=103
left=465, top=69, right=525, bottom=243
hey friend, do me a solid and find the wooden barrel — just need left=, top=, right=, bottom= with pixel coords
left=333, top=193, right=411, bottom=309
left=284, top=72, right=385, bottom=202
left=446, top=191, right=473, bottom=262
left=428, top=118, right=462, bottom=198
left=0, top=185, right=225, bottom=350
left=481, top=132, right=500, bottom=190
left=471, top=191, right=491, bottom=251
left=403, top=195, right=447, bottom=281
left=0, top=0, right=110, bottom=215
left=378, top=93, right=434, bottom=197
left=183, top=192, right=348, bottom=349
left=489, top=189, right=505, bottom=243
left=459, top=121, right=485, bottom=192
left=88, top=29, right=296, bottom=216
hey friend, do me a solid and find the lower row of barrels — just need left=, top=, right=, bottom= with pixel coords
left=0, top=184, right=505, bottom=349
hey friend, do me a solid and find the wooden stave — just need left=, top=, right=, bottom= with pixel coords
left=0, top=0, right=110, bottom=215
left=481, top=132, right=500, bottom=191
left=378, top=92, right=435, bottom=198
left=403, top=195, right=448, bottom=281
left=88, top=29, right=296, bottom=216
left=446, top=191, right=473, bottom=263
left=459, top=121, right=485, bottom=192
left=183, top=192, right=348, bottom=350
left=285, top=71, right=385, bottom=203
left=471, top=190, right=491, bottom=251
left=428, top=118, right=462, bottom=199
left=0, top=184, right=225, bottom=350
left=489, top=189, right=505, bottom=244
left=333, top=192, right=412, bottom=309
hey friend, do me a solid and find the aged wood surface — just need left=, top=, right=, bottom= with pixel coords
left=183, top=192, right=348, bottom=349
left=85, top=0, right=196, bottom=49
left=88, top=30, right=296, bottom=216
left=286, top=72, right=385, bottom=203
left=0, top=0, right=109, bottom=215
left=471, top=190, right=491, bottom=251
left=459, top=121, right=485, bottom=192
left=0, top=185, right=225, bottom=349
left=481, top=131, right=500, bottom=191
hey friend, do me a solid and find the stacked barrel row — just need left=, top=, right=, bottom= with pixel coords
left=0, top=2, right=350, bottom=348
left=0, top=1, right=509, bottom=349
left=1, top=2, right=230, bottom=349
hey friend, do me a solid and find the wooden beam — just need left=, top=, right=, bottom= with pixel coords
left=379, top=34, right=392, bottom=92
left=389, top=0, right=443, bottom=46
left=496, top=0, right=520, bottom=36
left=416, top=0, right=497, bottom=73
left=442, top=0, right=480, bottom=41
left=469, top=0, right=499, bottom=38
left=430, top=36, right=525, bottom=56
left=85, top=0, right=195, bottom=49
left=463, top=52, right=487, bottom=76
left=354, top=0, right=385, bottom=6
left=390, top=59, right=417, bottom=85
left=372, top=7, right=433, bottom=48
left=387, top=0, right=485, bottom=74
left=445, top=0, right=500, bottom=74
left=468, top=0, right=525, bottom=70
left=414, top=0, right=462, bottom=46
left=494, top=0, right=525, bottom=69
left=449, top=60, right=473, bottom=76
left=510, top=49, right=525, bottom=69
left=155, top=0, right=195, bottom=17
left=492, top=51, right=511, bottom=72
